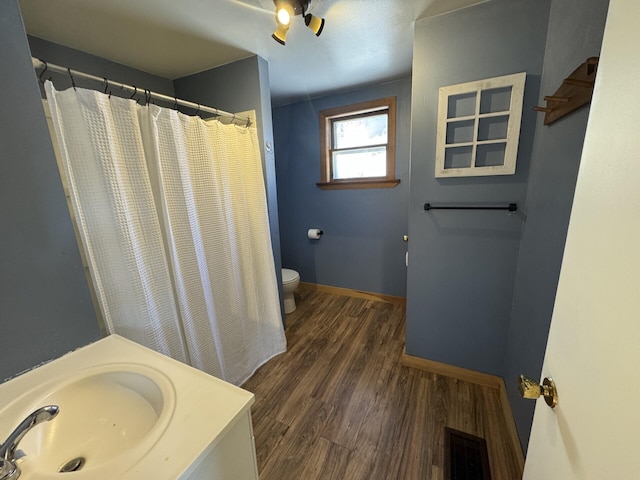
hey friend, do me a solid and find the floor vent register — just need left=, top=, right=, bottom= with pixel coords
left=444, top=427, right=492, bottom=480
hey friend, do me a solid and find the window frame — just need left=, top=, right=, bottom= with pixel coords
left=317, top=97, right=399, bottom=190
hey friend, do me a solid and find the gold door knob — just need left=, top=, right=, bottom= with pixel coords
left=518, top=375, right=558, bottom=408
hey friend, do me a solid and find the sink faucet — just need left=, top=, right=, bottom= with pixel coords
left=0, top=405, right=59, bottom=480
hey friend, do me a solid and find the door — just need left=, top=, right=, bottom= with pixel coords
left=523, top=0, right=640, bottom=478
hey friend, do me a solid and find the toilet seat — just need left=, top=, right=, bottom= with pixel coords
left=282, top=268, right=300, bottom=285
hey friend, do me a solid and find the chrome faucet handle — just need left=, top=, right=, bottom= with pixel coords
left=0, top=459, right=18, bottom=480
left=0, top=405, right=59, bottom=480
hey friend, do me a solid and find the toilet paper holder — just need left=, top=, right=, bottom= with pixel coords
left=307, top=229, right=323, bottom=240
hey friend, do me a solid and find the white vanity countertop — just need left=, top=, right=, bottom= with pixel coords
left=0, top=334, right=255, bottom=479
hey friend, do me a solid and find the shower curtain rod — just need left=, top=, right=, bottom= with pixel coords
left=32, top=57, right=252, bottom=127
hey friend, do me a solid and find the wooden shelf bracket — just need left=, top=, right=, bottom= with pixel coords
left=534, top=57, right=599, bottom=125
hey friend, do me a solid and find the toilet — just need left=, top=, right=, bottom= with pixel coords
left=282, top=268, right=300, bottom=314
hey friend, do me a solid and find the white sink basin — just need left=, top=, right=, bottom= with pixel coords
left=3, top=363, right=175, bottom=478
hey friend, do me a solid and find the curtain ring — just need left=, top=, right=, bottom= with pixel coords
left=103, top=78, right=109, bottom=94
left=39, top=61, right=49, bottom=84
left=130, top=86, right=137, bottom=99
left=67, top=67, right=76, bottom=90
left=173, top=97, right=178, bottom=110
left=196, top=104, right=200, bottom=116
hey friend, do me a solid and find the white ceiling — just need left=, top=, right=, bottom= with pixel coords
left=19, top=0, right=489, bottom=105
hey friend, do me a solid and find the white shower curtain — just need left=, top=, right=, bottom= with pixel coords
left=45, top=81, right=286, bottom=385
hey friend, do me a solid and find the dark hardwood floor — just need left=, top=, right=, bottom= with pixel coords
left=242, top=288, right=522, bottom=480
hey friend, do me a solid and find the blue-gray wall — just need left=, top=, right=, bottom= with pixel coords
left=272, top=78, right=411, bottom=297
left=174, top=57, right=285, bottom=318
left=503, top=0, right=610, bottom=451
left=28, top=35, right=175, bottom=98
left=0, top=0, right=100, bottom=382
left=406, top=0, right=551, bottom=375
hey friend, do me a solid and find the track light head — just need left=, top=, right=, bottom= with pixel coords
left=304, top=12, right=325, bottom=36
left=272, top=24, right=289, bottom=45
left=272, top=1, right=294, bottom=45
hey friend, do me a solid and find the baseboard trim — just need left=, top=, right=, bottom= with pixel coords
left=299, top=282, right=406, bottom=306
left=401, top=353, right=501, bottom=389
left=401, top=353, right=524, bottom=470
left=498, top=377, right=525, bottom=472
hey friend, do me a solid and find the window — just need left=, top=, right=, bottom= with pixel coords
left=435, top=72, right=526, bottom=177
left=318, top=97, right=399, bottom=190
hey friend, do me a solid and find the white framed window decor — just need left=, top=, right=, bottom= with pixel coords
left=435, top=72, right=526, bottom=178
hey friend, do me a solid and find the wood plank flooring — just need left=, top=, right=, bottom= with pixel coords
left=242, top=288, right=523, bottom=480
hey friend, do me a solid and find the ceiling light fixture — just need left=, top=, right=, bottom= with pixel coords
left=271, top=0, right=325, bottom=45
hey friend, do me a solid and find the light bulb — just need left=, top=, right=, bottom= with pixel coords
left=276, top=7, right=291, bottom=26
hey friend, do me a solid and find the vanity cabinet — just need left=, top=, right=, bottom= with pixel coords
left=183, top=411, right=259, bottom=479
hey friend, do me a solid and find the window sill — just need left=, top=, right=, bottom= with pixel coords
left=316, top=179, right=401, bottom=190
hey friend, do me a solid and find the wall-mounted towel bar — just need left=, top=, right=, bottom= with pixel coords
left=424, top=203, right=518, bottom=212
